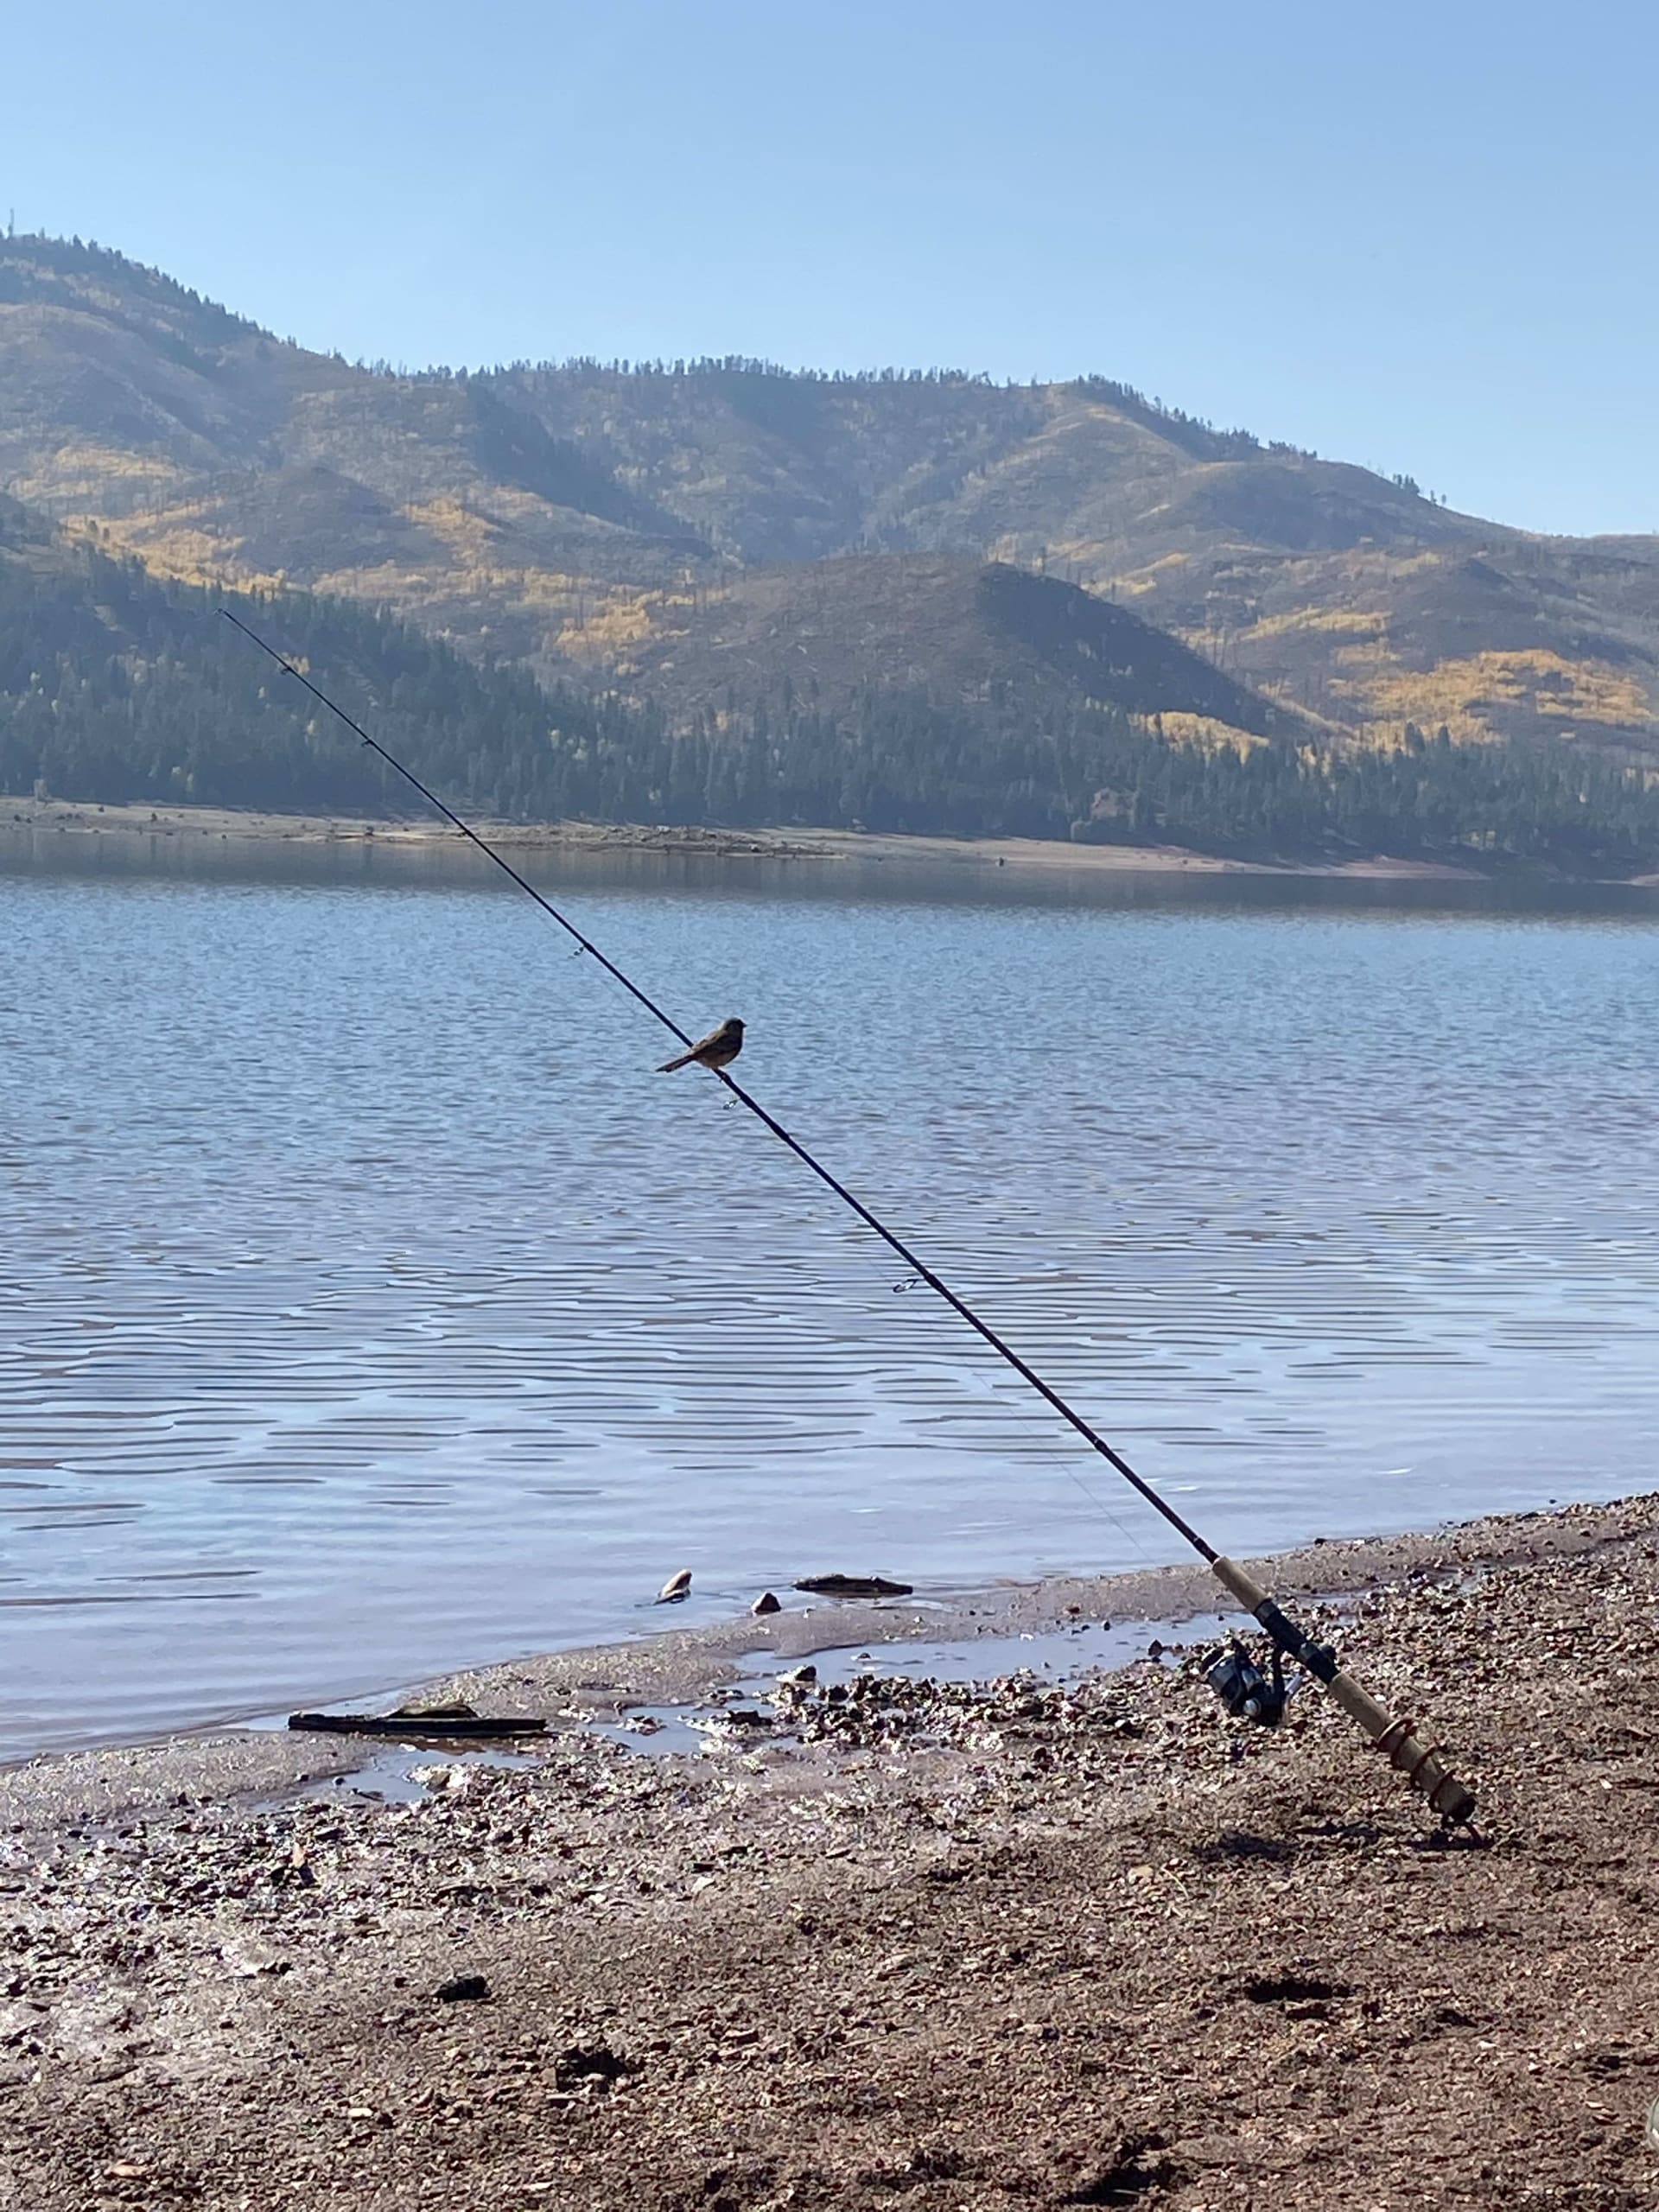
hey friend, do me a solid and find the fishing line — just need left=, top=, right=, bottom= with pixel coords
left=222, top=606, right=1215, bottom=1564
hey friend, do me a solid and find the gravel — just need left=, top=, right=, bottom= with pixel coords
left=3, top=1491, right=1657, bottom=2209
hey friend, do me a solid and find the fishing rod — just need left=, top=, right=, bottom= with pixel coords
left=221, top=607, right=1477, bottom=1828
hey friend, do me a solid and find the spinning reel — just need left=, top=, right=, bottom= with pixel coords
left=1205, top=1618, right=1339, bottom=1731
left=1205, top=1637, right=1289, bottom=1727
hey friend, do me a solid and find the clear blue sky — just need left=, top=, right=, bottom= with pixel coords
left=8, top=1, right=1656, bottom=534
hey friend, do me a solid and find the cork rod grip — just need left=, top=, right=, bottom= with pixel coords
left=1322, top=1668, right=1477, bottom=1826
left=1210, top=1558, right=1477, bottom=1826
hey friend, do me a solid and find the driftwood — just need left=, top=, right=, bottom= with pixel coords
left=793, top=1574, right=913, bottom=1599
left=287, top=1706, right=546, bottom=1739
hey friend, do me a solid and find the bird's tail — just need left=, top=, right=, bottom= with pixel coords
left=658, top=1049, right=695, bottom=1073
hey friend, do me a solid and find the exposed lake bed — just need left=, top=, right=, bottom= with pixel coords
left=3, top=1487, right=1656, bottom=2212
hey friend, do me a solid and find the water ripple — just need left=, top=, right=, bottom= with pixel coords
left=3, top=847, right=1658, bottom=1753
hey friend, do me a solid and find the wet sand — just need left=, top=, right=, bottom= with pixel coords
left=4, top=1490, right=1657, bottom=2208
left=1, top=795, right=1483, bottom=878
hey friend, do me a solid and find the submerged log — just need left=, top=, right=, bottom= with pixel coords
left=793, top=1574, right=913, bottom=1599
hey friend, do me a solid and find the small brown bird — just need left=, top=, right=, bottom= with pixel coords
left=658, top=1016, right=744, bottom=1074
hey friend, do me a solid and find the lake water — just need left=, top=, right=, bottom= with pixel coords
left=4, top=831, right=1658, bottom=1759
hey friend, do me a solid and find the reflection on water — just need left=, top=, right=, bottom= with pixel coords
left=3, top=830, right=1657, bottom=1758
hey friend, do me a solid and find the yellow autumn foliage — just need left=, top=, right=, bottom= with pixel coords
left=1141, top=712, right=1263, bottom=753
left=1251, top=605, right=1390, bottom=641
left=404, top=497, right=504, bottom=564
left=552, top=581, right=716, bottom=665
left=14, top=442, right=190, bottom=504
left=1335, top=650, right=1654, bottom=739
left=73, top=507, right=289, bottom=594
left=1105, top=552, right=1191, bottom=598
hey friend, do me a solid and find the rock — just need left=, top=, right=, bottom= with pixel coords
left=553, top=2042, right=631, bottom=2088
left=435, top=1974, right=491, bottom=2003
left=794, top=1573, right=913, bottom=1599
left=751, top=1591, right=782, bottom=1616
left=410, top=1764, right=472, bottom=1796
left=656, top=1570, right=692, bottom=1604
left=779, top=1663, right=817, bottom=1687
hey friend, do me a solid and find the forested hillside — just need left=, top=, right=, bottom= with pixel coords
left=4, top=232, right=1657, bottom=765
left=0, top=495, right=647, bottom=818
left=5, top=495, right=1659, bottom=870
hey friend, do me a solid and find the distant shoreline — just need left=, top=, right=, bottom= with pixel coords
left=0, top=795, right=1494, bottom=880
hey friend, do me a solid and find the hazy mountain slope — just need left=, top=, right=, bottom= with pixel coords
left=489, top=365, right=1444, bottom=569
left=1116, top=528, right=1659, bottom=758
left=491, top=365, right=1659, bottom=754
left=492, top=362, right=1059, bottom=563
left=0, top=236, right=332, bottom=499
left=0, top=235, right=724, bottom=658
left=3, top=232, right=1656, bottom=759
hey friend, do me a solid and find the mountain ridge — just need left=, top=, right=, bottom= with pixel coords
left=6, top=230, right=1656, bottom=765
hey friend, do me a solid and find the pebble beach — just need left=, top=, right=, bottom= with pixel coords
left=4, top=1491, right=1657, bottom=2209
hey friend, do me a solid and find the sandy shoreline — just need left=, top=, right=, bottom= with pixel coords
left=4, top=1490, right=1657, bottom=2207
left=3, top=1490, right=1636, bottom=1822
left=1, top=794, right=1489, bottom=879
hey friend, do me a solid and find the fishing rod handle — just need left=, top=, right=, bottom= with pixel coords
left=1211, top=1558, right=1478, bottom=1827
